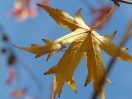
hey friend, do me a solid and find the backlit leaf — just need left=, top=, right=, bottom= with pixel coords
left=13, top=4, right=132, bottom=99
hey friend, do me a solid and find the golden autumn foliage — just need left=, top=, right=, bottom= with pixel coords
left=13, top=3, right=132, bottom=99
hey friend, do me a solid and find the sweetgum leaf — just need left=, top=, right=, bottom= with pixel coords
left=13, top=4, right=132, bottom=99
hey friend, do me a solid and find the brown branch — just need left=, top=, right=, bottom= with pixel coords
left=18, top=58, right=44, bottom=91
left=117, top=0, right=132, bottom=5
left=91, top=17, right=132, bottom=99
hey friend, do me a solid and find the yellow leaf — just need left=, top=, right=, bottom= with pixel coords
left=13, top=4, right=132, bottom=99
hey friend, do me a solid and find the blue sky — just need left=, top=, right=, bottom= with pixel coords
left=0, top=0, right=132, bottom=99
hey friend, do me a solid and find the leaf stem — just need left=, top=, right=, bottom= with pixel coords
left=91, top=2, right=117, bottom=29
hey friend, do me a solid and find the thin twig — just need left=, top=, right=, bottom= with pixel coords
left=111, top=0, right=120, bottom=6
left=91, top=17, right=132, bottom=99
left=117, top=0, right=132, bottom=5
left=91, top=2, right=117, bottom=29
left=18, top=58, right=44, bottom=91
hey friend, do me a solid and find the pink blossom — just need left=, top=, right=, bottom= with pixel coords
left=40, top=0, right=50, bottom=6
left=9, top=87, right=28, bottom=99
left=6, top=67, right=15, bottom=85
left=8, top=0, right=37, bottom=21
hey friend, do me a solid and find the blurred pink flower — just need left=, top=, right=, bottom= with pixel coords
left=6, top=67, right=15, bottom=85
left=9, top=87, right=28, bottom=99
left=8, top=0, right=37, bottom=21
left=40, top=0, right=50, bottom=6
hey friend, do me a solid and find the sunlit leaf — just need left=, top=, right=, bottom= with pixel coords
left=13, top=4, right=132, bottom=99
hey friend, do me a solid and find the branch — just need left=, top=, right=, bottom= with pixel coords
left=117, top=0, right=132, bottom=5
left=18, top=58, right=44, bottom=91
left=91, top=16, right=132, bottom=99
